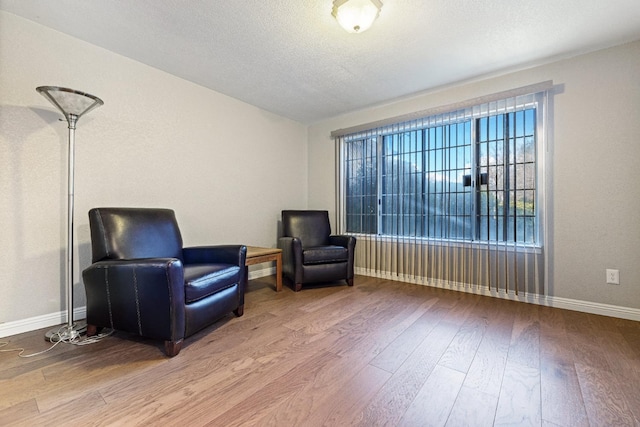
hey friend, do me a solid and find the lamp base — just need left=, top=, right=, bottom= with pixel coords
left=44, top=320, right=87, bottom=342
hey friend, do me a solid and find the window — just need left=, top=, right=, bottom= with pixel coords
left=342, top=93, right=544, bottom=246
left=345, top=137, right=377, bottom=234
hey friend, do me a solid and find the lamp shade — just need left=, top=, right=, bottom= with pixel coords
left=332, top=0, right=383, bottom=33
left=36, top=86, right=104, bottom=122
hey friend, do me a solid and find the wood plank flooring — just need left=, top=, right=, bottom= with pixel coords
left=1, top=275, right=639, bottom=426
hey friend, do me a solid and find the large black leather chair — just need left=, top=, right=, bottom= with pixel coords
left=278, top=210, right=356, bottom=292
left=82, top=207, right=246, bottom=356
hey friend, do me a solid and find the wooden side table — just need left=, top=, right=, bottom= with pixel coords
left=245, top=246, right=283, bottom=291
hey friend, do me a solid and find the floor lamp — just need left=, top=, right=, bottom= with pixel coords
left=36, top=86, right=104, bottom=341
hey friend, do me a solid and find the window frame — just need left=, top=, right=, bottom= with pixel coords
left=338, top=91, right=547, bottom=250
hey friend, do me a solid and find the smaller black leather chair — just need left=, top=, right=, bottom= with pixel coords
left=278, top=210, right=356, bottom=292
left=82, top=207, right=247, bottom=356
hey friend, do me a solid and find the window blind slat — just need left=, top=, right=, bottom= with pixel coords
left=331, top=81, right=553, bottom=138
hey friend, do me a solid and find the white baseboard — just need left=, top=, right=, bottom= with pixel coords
left=542, top=295, right=640, bottom=321
left=355, top=268, right=640, bottom=322
left=0, top=307, right=87, bottom=339
left=248, top=266, right=276, bottom=280
left=3, top=267, right=637, bottom=338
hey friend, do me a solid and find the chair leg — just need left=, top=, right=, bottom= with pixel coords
left=347, top=278, right=354, bottom=286
left=233, top=304, right=244, bottom=317
left=164, top=339, right=183, bottom=357
left=294, top=283, right=302, bottom=292
left=86, top=324, right=98, bottom=337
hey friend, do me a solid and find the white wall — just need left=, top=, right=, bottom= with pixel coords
left=2, top=9, right=639, bottom=332
left=0, top=11, right=308, bottom=326
left=308, top=40, right=640, bottom=311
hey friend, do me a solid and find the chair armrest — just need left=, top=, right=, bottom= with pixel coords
left=278, top=237, right=303, bottom=281
left=182, top=245, right=247, bottom=266
left=82, top=258, right=185, bottom=342
left=278, top=237, right=303, bottom=259
left=330, top=235, right=357, bottom=280
left=329, top=235, right=356, bottom=249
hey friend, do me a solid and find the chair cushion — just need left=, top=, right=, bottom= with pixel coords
left=183, top=264, right=240, bottom=303
left=302, top=245, right=349, bottom=265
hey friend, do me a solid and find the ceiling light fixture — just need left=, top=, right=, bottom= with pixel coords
left=332, top=0, right=383, bottom=34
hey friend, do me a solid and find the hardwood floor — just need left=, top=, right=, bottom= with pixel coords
left=1, top=275, right=639, bottom=426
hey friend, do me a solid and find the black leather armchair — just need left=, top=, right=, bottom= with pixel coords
left=278, top=210, right=356, bottom=292
left=82, top=207, right=246, bottom=356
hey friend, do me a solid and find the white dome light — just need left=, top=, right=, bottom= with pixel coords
left=332, top=0, right=383, bottom=34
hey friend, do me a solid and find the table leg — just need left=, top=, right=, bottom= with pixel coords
left=276, top=252, right=282, bottom=292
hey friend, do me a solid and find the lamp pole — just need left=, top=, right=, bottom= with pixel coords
left=65, top=114, right=78, bottom=335
left=36, top=86, right=103, bottom=341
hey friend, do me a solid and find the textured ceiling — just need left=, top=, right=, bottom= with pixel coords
left=2, top=0, right=640, bottom=123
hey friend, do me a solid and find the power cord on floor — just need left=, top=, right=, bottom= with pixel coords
left=0, top=325, right=114, bottom=358
left=0, top=337, right=63, bottom=358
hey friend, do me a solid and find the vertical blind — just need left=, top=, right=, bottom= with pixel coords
left=335, top=82, right=551, bottom=296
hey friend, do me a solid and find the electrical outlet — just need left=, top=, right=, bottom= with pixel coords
left=606, top=269, right=620, bottom=285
